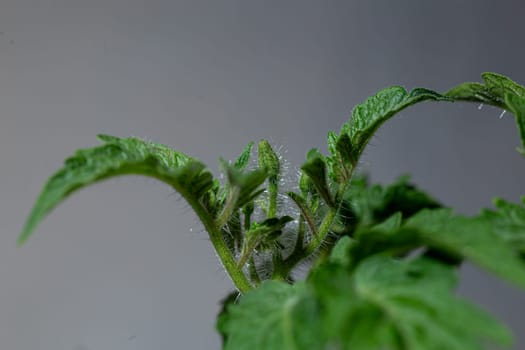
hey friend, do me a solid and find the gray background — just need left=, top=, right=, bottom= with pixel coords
left=1, top=0, right=524, bottom=349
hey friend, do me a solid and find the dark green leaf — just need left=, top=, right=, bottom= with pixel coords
left=406, top=209, right=525, bottom=288
left=338, top=175, right=441, bottom=230
left=446, top=72, right=525, bottom=108
left=328, top=235, right=353, bottom=266
left=326, top=132, right=354, bottom=183
left=349, top=226, right=421, bottom=265
left=345, top=206, right=525, bottom=288
left=218, top=281, right=325, bottom=350
left=446, top=72, right=525, bottom=151
left=237, top=216, right=294, bottom=268
left=309, top=256, right=511, bottom=350
left=301, top=150, right=334, bottom=207
left=234, top=141, right=254, bottom=170
left=19, top=135, right=214, bottom=244
left=504, top=93, right=525, bottom=151
left=245, top=216, right=294, bottom=244
left=445, top=82, right=501, bottom=106
left=338, top=87, right=448, bottom=163
left=480, top=197, right=525, bottom=257
left=482, top=72, right=525, bottom=99
left=217, top=291, right=240, bottom=344
left=220, top=160, right=267, bottom=211
left=372, top=212, right=403, bottom=232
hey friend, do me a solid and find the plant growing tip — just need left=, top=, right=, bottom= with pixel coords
left=19, top=72, right=525, bottom=349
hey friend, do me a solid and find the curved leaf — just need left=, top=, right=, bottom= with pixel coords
left=19, top=135, right=215, bottom=244
left=331, top=87, right=449, bottom=173
left=504, top=93, right=525, bottom=151
left=446, top=72, right=525, bottom=150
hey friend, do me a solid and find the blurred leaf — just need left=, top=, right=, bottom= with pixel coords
left=234, top=141, right=254, bottom=170
left=220, top=160, right=268, bottom=213
left=218, top=281, right=325, bottom=350
left=309, top=256, right=511, bottom=350
left=405, top=209, right=525, bottom=288
left=480, top=197, right=525, bottom=257
left=338, top=175, right=441, bottom=231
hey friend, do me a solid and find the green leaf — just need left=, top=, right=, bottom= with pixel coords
left=372, top=212, right=403, bottom=233
left=480, top=197, right=525, bottom=257
left=345, top=205, right=525, bottom=288
left=217, top=160, right=267, bottom=227
left=301, top=149, right=334, bottom=208
left=244, top=216, right=294, bottom=250
left=234, top=141, right=254, bottom=170
left=406, top=209, right=525, bottom=288
left=310, top=256, right=511, bottom=350
left=217, top=291, right=240, bottom=344
left=337, top=87, right=448, bottom=165
left=326, top=132, right=354, bottom=183
left=446, top=72, right=525, bottom=151
left=504, top=93, right=525, bottom=151
left=221, top=162, right=267, bottom=209
left=328, top=235, right=353, bottom=266
left=482, top=72, right=525, bottom=99
left=349, top=226, right=421, bottom=266
left=218, top=281, right=325, bottom=350
left=224, top=256, right=510, bottom=349
left=446, top=72, right=525, bottom=108
left=19, top=135, right=214, bottom=244
left=445, top=82, right=501, bottom=106
left=338, top=175, right=441, bottom=230
left=236, top=216, right=293, bottom=269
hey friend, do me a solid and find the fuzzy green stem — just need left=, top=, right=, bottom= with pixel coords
left=237, top=243, right=254, bottom=270
left=267, top=179, right=279, bottom=218
left=276, top=182, right=350, bottom=280
left=186, top=195, right=252, bottom=293
left=287, top=192, right=318, bottom=236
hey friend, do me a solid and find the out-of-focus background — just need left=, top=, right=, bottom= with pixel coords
left=1, top=1, right=524, bottom=348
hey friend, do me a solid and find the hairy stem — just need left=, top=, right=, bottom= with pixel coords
left=277, top=182, right=350, bottom=279
left=186, top=194, right=252, bottom=293
left=267, top=180, right=279, bottom=218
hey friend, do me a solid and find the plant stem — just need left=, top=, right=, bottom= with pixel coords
left=277, top=181, right=350, bottom=279
left=267, top=180, right=278, bottom=218
left=183, top=192, right=252, bottom=293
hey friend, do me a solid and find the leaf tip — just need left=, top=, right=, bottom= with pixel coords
left=96, top=134, right=120, bottom=143
left=17, top=225, right=33, bottom=247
